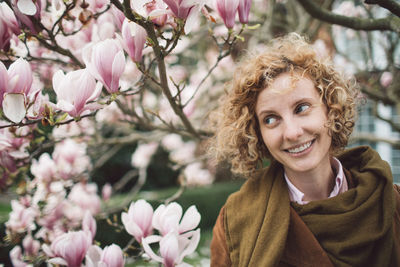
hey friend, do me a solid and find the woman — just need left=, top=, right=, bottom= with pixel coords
left=209, top=33, right=400, bottom=267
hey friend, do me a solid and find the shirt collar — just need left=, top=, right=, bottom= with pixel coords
left=284, top=157, right=348, bottom=204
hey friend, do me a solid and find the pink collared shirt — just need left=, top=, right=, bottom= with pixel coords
left=284, top=157, right=348, bottom=205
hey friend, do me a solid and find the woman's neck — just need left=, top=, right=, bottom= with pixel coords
left=284, top=157, right=336, bottom=202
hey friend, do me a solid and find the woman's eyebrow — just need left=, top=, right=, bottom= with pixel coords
left=291, top=97, right=314, bottom=108
left=256, top=108, right=276, bottom=117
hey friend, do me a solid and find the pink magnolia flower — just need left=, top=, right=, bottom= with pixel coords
left=146, top=0, right=168, bottom=26
left=0, top=2, right=20, bottom=51
left=131, top=142, right=159, bottom=169
left=83, top=39, right=126, bottom=94
left=215, top=0, right=239, bottom=28
left=82, top=210, right=97, bottom=240
left=52, top=69, right=102, bottom=117
left=163, top=0, right=193, bottom=19
left=101, top=244, right=125, bottom=267
left=11, top=0, right=41, bottom=33
left=111, top=5, right=125, bottom=30
left=85, top=245, right=103, bottom=267
left=68, top=182, right=101, bottom=217
left=163, top=0, right=205, bottom=33
left=9, top=246, right=29, bottom=267
left=16, top=0, right=37, bottom=15
left=120, top=19, right=147, bottom=63
left=0, top=151, right=17, bottom=173
left=31, top=153, right=57, bottom=184
left=121, top=199, right=154, bottom=242
left=52, top=139, right=91, bottom=179
left=22, top=234, right=40, bottom=256
left=152, top=202, right=201, bottom=236
left=85, top=244, right=124, bottom=267
left=5, top=199, right=37, bottom=233
left=26, top=91, right=49, bottom=120
left=0, top=58, right=40, bottom=123
left=102, top=183, right=112, bottom=201
left=142, top=229, right=201, bottom=267
left=183, top=162, right=213, bottom=186
left=0, top=2, right=19, bottom=33
left=131, top=0, right=153, bottom=17
left=380, top=71, right=393, bottom=88
left=238, top=0, right=251, bottom=24
left=43, top=230, right=92, bottom=267
left=86, top=0, right=109, bottom=13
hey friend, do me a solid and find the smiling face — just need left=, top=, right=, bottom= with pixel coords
left=255, top=72, right=332, bottom=178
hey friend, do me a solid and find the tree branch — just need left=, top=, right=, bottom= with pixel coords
left=143, top=24, right=201, bottom=139
left=350, top=132, right=400, bottom=148
left=365, top=0, right=400, bottom=18
left=296, top=0, right=400, bottom=33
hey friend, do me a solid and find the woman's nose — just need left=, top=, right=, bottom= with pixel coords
left=282, top=119, right=304, bottom=141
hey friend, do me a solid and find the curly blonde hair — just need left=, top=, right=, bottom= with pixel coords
left=209, top=33, right=359, bottom=177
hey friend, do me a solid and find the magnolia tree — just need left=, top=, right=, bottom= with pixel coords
left=1, top=0, right=254, bottom=265
left=1, top=0, right=400, bottom=266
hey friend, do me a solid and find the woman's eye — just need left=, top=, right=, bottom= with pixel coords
left=295, top=103, right=310, bottom=114
left=263, top=116, right=277, bottom=125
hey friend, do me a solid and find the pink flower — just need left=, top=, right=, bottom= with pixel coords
left=146, top=0, right=168, bottom=26
left=52, top=139, right=91, bottom=179
left=82, top=210, right=97, bottom=240
left=380, top=71, right=393, bottom=88
left=0, top=151, right=17, bottom=173
left=85, top=245, right=103, bottom=267
left=0, top=58, right=40, bottom=123
left=9, top=246, right=29, bottom=267
left=83, top=39, right=126, bottom=94
left=44, top=230, right=92, bottom=267
left=16, top=0, right=37, bottom=15
left=6, top=200, right=37, bottom=233
left=121, top=199, right=154, bottom=243
left=215, top=0, right=239, bottom=28
left=31, top=153, right=57, bottom=183
left=131, top=142, right=158, bottom=169
left=85, top=244, right=124, bottom=267
left=142, top=229, right=201, bottom=267
left=52, top=69, right=102, bottom=117
left=0, top=3, right=19, bottom=33
left=163, top=0, right=193, bottom=19
left=183, top=162, right=213, bottom=186
left=238, top=0, right=251, bottom=24
left=26, top=91, right=49, bottom=120
left=163, top=0, right=205, bottom=33
left=120, top=19, right=147, bottom=63
left=101, top=244, right=125, bottom=267
left=102, top=183, right=112, bottom=201
left=152, top=202, right=201, bottom=236
left=11, top=0, right=41, bottom=33
left=111, top=5, right=125, bottom=30
left=22, top=234, right=40, bottom=256
left=68, top=182, right=101, bottom=216
left=0, top=2, right=20, bottom=51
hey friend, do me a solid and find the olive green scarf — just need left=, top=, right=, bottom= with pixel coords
left=224, top=146, right=397, bottom=266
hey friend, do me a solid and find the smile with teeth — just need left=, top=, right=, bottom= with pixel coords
left=286, top=140, right=313, bottom=153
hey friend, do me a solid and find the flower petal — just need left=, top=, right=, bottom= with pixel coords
left=184, top=5, right=200, bottom=34
left=17, top=0, right=37, bottom=16
left=178, top=205, right=200, bottom=233
left=142, top=235, right=164, bottom=263
left=110, top=50, right=126, bottom=93
left=2, top=93, right=26, bottom=123
left=178, top=229, right=200, bottom=262
left=160, top=232, right=180, bottom=266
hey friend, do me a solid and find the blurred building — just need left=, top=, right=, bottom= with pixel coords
left=351, top=102, right=400, bottom=184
